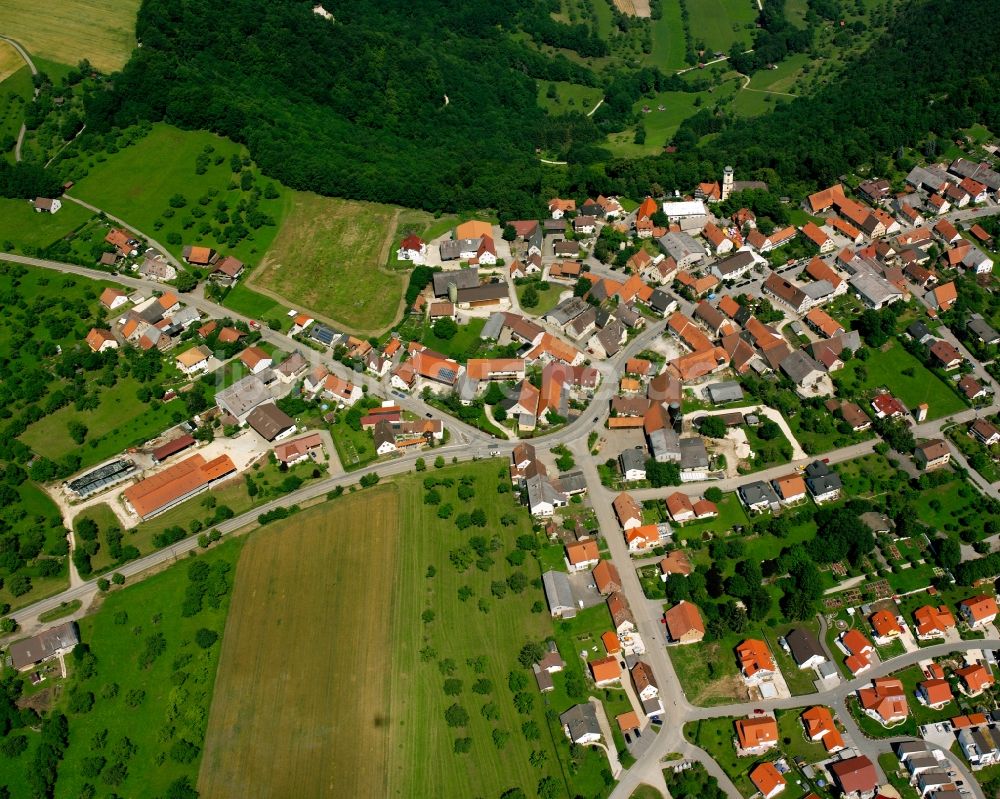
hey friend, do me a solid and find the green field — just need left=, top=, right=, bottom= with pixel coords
left=70, top=123, right=291, bottom=263
left=250, top=192, right=404, bottom=335
left=687, top=0, right=756, bottom=54
left=833, top=340, right=965, bottom=420
left=646, top=0, right=688, bottom=71
left=71, top=503, right=123, bottom=573
left=608, top=91, right=705, bottom=156
left=538, top=80, right=603, bottom=114
left=199, top=462, right=572, bottom=799
left=0, top=197, right=95, bottom=251
left=517, top=280, right=566, bottom=316
left=0, top=66, right=32, bottom=162
left=20, top=377, right=181, bottom=469
left=219, top=281, right=286, bottom=325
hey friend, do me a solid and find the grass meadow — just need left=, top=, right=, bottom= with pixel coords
left=0, top=41, right=26, bottom=83
left=645, top=0, right=687, bottom=71
left=2, top=0, right=141, bottom=74
left=70, top=123, right=292, bottom=263
left=199, top=462, right=570, bottom=799
left=686, top=0, right=756, bottom=53
left=250, top=192, right=404, bottom=335
left=0, top=197, right=95, bottom=251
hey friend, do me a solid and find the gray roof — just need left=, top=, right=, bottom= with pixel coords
left=712, top=250, right=756, bottom=277
left=806, top=470, right=842, bottom=496
left=560, top=703, right=601, bottom=742
left=216, top=375, right=271, bottom=420
left=481, top=312, right=505, bottom=340
left=740, top=480, right=779, bottom=506
left=532, top=663, right=554, bottom=692
left=542, top=570, right=576, bottom=616
left=456, top=373, right=479, bottom=403
left=706, top=381, right=743, bottom=404
left=679, top=437, right=708, bottom=470
left=556, top=470, right=588, bottom=494
left=895, top=741, right=932, bottom=759
left=554, top=240, right=581, bottom=256
left=802, top=279, right=834, bottom=300
left=567, top=306, right=598, bottom=338
left=619, top=448, right=647, bottom=474
left=804, top=460, right=832, bottom=478
left=962, top=244, right=992, bottom=269
left=432, top=267, right=479, bottom=295
left=649, top=289, right=674, bottom=313
left=545, top=296, right=590, bottom=327
left=8, top=621, right=79, bottom=670
left=780, top=350, right=824, bottom=386
left=969, top=315, right=1000, bottom=344
left=168, top=306, right=201, bottom=328
left=439, top=238, right=483, bottom=262
left=648, top=428, right=680, bottom=461
left=907, top=321, right=933, bottom=341
left=658, top=232, right=704, bottom=262
left=527, top=474, right=567, bottom=510
left=785, top=628, right=825, bottom=666
left=246, top=404, right=296, bottom=441
left=906, top=164, right=949, bottom=191
left=949, top=157, right=1000, bottom=191
left=276, top=351, right=308, bottom=376
left=595, top=321, right=624, bottom=356
left=850, top=271, right=903, bottom=306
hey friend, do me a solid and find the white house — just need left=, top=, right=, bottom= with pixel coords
left=34, top=197, right=61, bottom=214
left=175, top=345, right=212, bottom=375
left=396, top=234, right=428, bottom=265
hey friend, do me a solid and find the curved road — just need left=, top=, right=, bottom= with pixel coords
left=0, top=35, right=38, bottom=163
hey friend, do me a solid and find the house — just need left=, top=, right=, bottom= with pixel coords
left=396, top=234, right=428, bottom=264
left=273, top=432, right=324, bottom=466
left=914, top=439, right=951, bottom=470
left=959, top=594, right=998, bottom=628
left=961, top=244, right=993, bottom=274
left=664, top=600, right=704, bottom=644
left=215, top=374, right=272, bottom=423
left=8, top=621, right=79, bottom=671
left=702, top=222, right=734, bottom=255
left=239, top=346, right=272, bottom=375
left=100, top=287, right=128, bottom=310
left=804, top=460, right=842, bottom=503
left=870, top=610, right=903, bottom=642
left=542, top=570, right=577, bottom=618
left=175, top=344, right=212, bottom=375
left=607, top=592, right=635, bottom=636
left=807, top=184, right=847, bottom=214
left=659, top=550, right=693, bottom=580
left=850, top=271, right=903, bottom=309
left=956, top=664, right=995, bottom=696
left=805, top=308, right=845, bottom=338
left=771, top=474, right=807, bottom=505
left=840, top=629, right=874, bottom=675
left=739, top=480, right=780, bottom=513
left=105, top=228, right=139, bottom=257
left=662, top=199, right=707, bottom=230
left=749, top=763, right=786, bottom=799
left=560, top=704, right=601, bottom=744
left=971, top=419, right=1000, bottom=447
left=574, top=215, right=597, bottom=235
left=565, top=540, right=600, bottom=572
left=917, top=679, right=953, bottom=709
left=589, top=656, right=621, bottom=687
left=913, top=605, right=956, bottom=640
left=735, top=717, right=779, bottom=755
left=122, top=453, right=236, bottom=519
left=33, top=197, right=61, bottom=214
left=837, top=400, right=872, bottom=431
left=679, top=437, right=709, bottom=480
left=665, top=492, right=695, bottom=523
left=625, top=524, right=663, bottom=552
left=183, top=245, right=217, bottom=265
left=858, top=677, right=908, bottom=725
left=801, top=706, right=845, bottom=753
left=871, top=393, right=906, bottom=419
left=959, top=375, right=988, bottom=401
left=631, top=660, right=660, bottom=708
left=548, top=198, right=576, bottom=219
left=829, top=755, right=878, bottom=798
left=592, top=560, right=621, bottom=595
left=802, top=221, right=835, bottom=253
left=525, top=474, right=568, bottom=516
left=858, top=178, right=892, bottom=205
left=246, top=404, right=296, bottom=442
left=927, top=281, right=958, bottom=312
left=958, top=726, right=1000, bottom=768
left=85, top=328, right=117, bottom=353
left=658, top=232, right=705, bottom=269
left=705, top=381, right=743, bottom=405
left=785, top=628, right=826, bottom=670
left=735, top=638, right=775, bottom=683
left=619, top=448, right=648, bottom=482
left=212, top=256, right=245, bottom=284
left=929, top=340, right=963, bottom=370
left=612, top=492, right=643, bottom=530
left=763, top=273, right=813, bottom=314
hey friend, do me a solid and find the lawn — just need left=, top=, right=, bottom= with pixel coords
left=418, top=316, right=487, bottom=361
left=200, top=462, right=569, bottom=799
left=2, top=0, right=142, bottom=73
left=670, top=493, right=750, bottom=542
left=947, top=425, right=1000, bottom=483
left=517, top=280, right=567, bottom=316
left=833, top=340, right=965, bottom=420
left=71, top=502, right=122, bottom=573
left=0, top=539, right=244, bottom=799
left=250, top=192, right=404, bottom=335
left=909, top=473, right=997, bottom=541
left=645, top=0, right=687, bottom=71
left=684, top=716, right=759, bottom=797
left=70, top=123, right=291, bottom=264
left=686, top=0, right=756, bottom=54
left=219, top=282, right=287, bottom=327
left=20, top=377, right=181, bottom=469
left=0, top=197, right=95, bottom=252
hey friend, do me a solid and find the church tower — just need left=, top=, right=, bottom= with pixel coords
left=721, top=165, right=734, bottom=201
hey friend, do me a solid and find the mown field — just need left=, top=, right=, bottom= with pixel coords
left=2, top=0, right=141, bottom=74
left=200, top=462, right=567, bottom=799
left=251, top=192, right=405, bottom=335
left=0, top=41, right=25, bottom=83
left=645, top=0, right=687, bottom=71
left=69, top=123, right=292, bottom=263
left=0, top=197, right=95, bottom=251
left=686, top=0, right=756, bottom=53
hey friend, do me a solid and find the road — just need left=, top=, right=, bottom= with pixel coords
left=1, top=35, right=38, bottom=163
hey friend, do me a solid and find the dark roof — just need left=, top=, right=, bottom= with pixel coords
left=433, top=268, right=480, bottom=296
left=245, top=404, right=296, bottom=441
left=151, top=434, right=196, bottom=462
left=8, top=622, right=79, bottom=670
left=456, top=283, right=508, bottom=303
left=785, top=628, right=825, bottom=666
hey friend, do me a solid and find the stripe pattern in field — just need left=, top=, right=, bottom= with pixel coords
left=3, top=0, right=142, bottom=74
left=198, top=488, right=398, bottom=798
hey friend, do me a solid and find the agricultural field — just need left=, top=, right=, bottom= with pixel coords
left=0, top=41, right=26, bottom=83
left=0, top=539, right=243, bottom=798
left=68, top=123, right=291, bottom=263
left=2, top=0, right=142, bottom=74
left=0, top=196, right=95, bottom=251
left=686, top=0, right=756, bottom=54
left=250, top=192, right=405, bottom=335
left=833, top=340, right=966, bottom=420
left=200, top=462, right=569, bottom=799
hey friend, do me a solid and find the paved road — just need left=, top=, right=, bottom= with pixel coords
left=1, top=35, right=38, bottom=163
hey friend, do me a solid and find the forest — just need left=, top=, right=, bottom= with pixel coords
left=38, top=0, right=1000, bottom=217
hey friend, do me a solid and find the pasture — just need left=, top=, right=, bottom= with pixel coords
left=200, top=462, right=565, bottom=799
left=251, top=192, right=405, bottom=335
left=2, top=0, right=142, bottom=74
left=686, top=0, right=756, bottom=54
left=0, top=197, right=95, bottom=251
left=537, top=80, right=604, bottom=115
left=646, top=0, right=688, bottom=71
left=70, top=123, right=291, bottom=263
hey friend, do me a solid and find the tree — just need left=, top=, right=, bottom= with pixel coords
left=521, top=284, right=539, bottom=308
left=67, top=420, right=88, bottom=444
left=443, top=678, right=463, bottom=695
left=502, top=224, right=517, bottom=241
left=169, top=739, right=200, bottom=763
left=432, top=317, right=458, bottom=340
left=518, top=641, right=545, bottom=668
left=444, top=704, right=469, bottom=727
left=699, top=416, right=727, bottom=438
left=415, top=457, right=426, bottom=472
left=704, top=487, right=723, bottom=503
left=195, top=628, right=219, bottom=648
left=646, top=459, right=681, bottom=487
left=434, top=456, right=445, bottom=469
